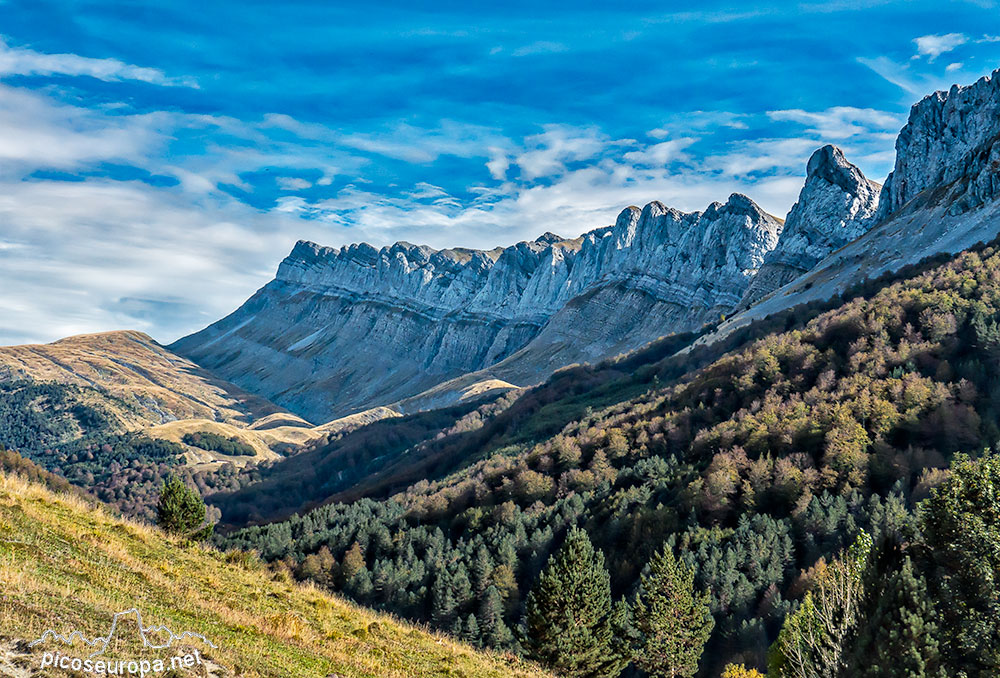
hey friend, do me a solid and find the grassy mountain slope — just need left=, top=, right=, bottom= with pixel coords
left=220, top=238, right=1000, bottom=673
left=0, top=471, right=549, bottom=678
left=0, top=331, right=285, bottom=426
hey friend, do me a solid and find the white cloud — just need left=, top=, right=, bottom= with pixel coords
left=514, top=127, right=609, bottom=180
left=767, top=106, right=902, bottom=139
left=947, top=62, right=964, bottom=72
left=0, top=37, right=197, bottom=87
left=510, top=41, right=569, bottom=57
left=856, top=55, right=992, bottom=98
left=622, top=138, right=696, bottom=166
left=277, top=176, right=312, bottom=191
left=486, top=147, right=511, bottom=180
left=913, top=33, right=967, bottom=61
left=0, top=84, right=166, bottom=172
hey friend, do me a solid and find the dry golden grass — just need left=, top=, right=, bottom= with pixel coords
left=0, top=473, right=550, bottom=678
left=0, top=331, right=281, bottom=426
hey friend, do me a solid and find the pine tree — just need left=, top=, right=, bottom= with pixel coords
left=847, top=555, right=944, bottom=677
left=478, top=585, right=512, bottom=647
left=473, top=545, right=494, bottom=595
left=431, top=570, right=456, bottom=629
left=522, top=527, right=626, bottom=678
left=156, top=476, right=206, bottom=535
left=919, top=453, right=1000, bottom=675
left=633, top=547, right=714, bottom=678
left=451, top=564, right=472, bottom=608
left=464, top=613, right=481, bottom=645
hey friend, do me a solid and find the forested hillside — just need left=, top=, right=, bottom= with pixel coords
left=222, top=239, right=1000, bottom=675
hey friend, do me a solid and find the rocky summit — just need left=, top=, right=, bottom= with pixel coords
left=171, top=194, right=782, bottom=422
left=707, top=67, right=1000, bottom=344
left=738, top=145, right=882, bottom=308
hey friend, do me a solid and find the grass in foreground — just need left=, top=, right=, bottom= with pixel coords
left=0, top=472, right=551, bottom=678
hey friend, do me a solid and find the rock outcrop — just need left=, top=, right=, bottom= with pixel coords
left=739, top=145, right=881, bottom=308
left=878, top=72, right=1000, bottom=219
left=704, top=67, right=1000, bottom=346
left=171, top=194, right=782, bottom=422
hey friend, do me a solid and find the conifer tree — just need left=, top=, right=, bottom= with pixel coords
left=431, top=570, right=456, bottom=629
left=522, top=527, right=626, bottom=677
left=919, top=453, right=1000, bottom=675
left=464, top=613, right=480, bottom=645
left=633, top=546, right=714, bottom=678
left=473, top=545, right=494, bottom=595
left=478, top=585, right=512, bottom=647
left=452, top=564, right=473, bottom=609
left=847, top=555, right=944, bottom=678
left=156, top=475, right=206, bottom=535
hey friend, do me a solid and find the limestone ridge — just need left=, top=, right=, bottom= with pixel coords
left=171, top=194, right=781, bottom=422
left=739, top=145, right=882, bottom=308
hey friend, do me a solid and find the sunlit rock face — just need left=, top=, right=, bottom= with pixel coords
left=171, top=194, right=782, bottom=422
left=878, top=71, right=1000, bottom=220
left=705, top=68, right=1000, bottom=346
left=738, top=145, right=882, bottom=309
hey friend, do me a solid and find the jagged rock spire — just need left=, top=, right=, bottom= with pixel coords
left=738, top=144, right=881, bottom=309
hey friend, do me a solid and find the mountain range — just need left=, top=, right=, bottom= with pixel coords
left=165, top=70, right=1000, bottom=428
left=5, top=64, right=1000, bottom=678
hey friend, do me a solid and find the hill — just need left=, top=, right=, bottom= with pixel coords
left=0, top=331, right=286, bottom=426
left=0, top=470, right=550, bottom=678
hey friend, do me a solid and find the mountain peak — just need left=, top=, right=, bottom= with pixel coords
left=738, top=145, right=882, bottom=309
left=534, top=231, right=565, bottom=245
left=880, top=66, right=1000, bottom=218
left=806, top=145, right=879, bottom=195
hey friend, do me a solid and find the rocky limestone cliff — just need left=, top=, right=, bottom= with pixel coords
left=704, top=67, right=1000, bottom=346
left=878, top=71, right=1000, bottom=219
left=172, top=194, right=781, bottom=422
left=738, top=145, right=881, bottom=308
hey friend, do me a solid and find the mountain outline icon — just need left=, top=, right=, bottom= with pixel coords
left=28, top=607, right=217, bottom=658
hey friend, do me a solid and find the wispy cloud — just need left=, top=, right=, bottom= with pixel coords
left=510, top=41, right=569, bottom=57
left=0, top=37, right=197, bottom=87
left=913, top=33, right=967, bottom=61
left=0, top=84, right=165, bottom=173
left=767, top=107, right=901, bottom=139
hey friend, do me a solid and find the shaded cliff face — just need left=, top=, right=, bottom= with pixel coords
left=738, top=145, right=881, bottom=308
left=171, top=194, right=781, bottom=422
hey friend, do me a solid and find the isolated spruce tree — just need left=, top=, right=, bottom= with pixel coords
left=156, top=475, right=206, bottom=535
left=522, top=527, right=626, bottom=677
left=633, top=546, right=714, bottom=678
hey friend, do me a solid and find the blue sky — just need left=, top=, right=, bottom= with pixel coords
left=0, top=1, right=997, bottom=344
